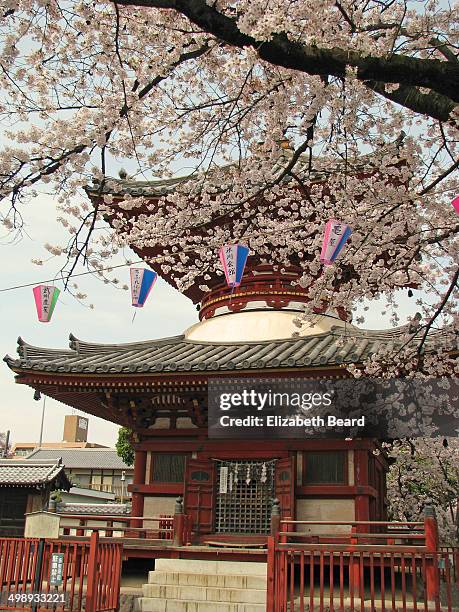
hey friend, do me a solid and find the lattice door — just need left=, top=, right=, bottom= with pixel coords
left=215, top=460, right=276, bottom=534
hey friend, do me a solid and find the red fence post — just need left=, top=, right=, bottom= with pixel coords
left=267, top=535, right=276, bottom=612
left=424, top=504, right=440, bottom=603
left=349, top=526, right=361, bottom=595
left=85, top=531, right=100, bottom=612
left=454, top=548, right=459, bottom=587
left=173, top=497, right=184, bottom=547
left=271, top=498, right=281, bottom=537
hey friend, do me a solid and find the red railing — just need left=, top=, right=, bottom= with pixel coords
left=0, top=533, right=121, bottom=612
left=58, top=512, right=192, bottom=545
left=278, top=519, right=427, bottom=545
left=441, top=546, right=459, bottom=587
left=59, top=514, right=173, bottom=540
left=267, top=518, right=457, bottom=612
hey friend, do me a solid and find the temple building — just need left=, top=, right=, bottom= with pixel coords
left=6, top=309, right=401, bottom=542
left=5, top=147, right=433, bottom=551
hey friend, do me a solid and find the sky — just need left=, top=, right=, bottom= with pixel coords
left=0, top=188, right=416, bottom=449
left=0, top=193, right=197, bottom=447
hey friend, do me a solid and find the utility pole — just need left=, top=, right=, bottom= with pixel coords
left=2, top=430, right=10, bottom=458
left=38, top=397, right=46, bottom=447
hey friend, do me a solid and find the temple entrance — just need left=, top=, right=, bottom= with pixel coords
left=215, top=460, right=276, bottom=534
left=184, top=456, right=295, bottom=537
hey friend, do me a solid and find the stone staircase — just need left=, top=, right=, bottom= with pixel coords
left=138, top=558, right=267, bottom=611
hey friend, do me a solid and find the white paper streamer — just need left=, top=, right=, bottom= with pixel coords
left=219, top=466, right=228, bottom=493
left=261, top=462, right=267, bottom=483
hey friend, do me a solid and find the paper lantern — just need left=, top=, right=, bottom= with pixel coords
left=452, top=196, right=459, bottom=214
left=33, top=285, right=60, bottom=323
left=219, top=244, right=249, bottom=288
left=320, top=219, right=352, bottom=266
left=130, top=268, right=157, bottom=307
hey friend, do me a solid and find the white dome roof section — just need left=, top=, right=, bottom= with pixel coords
left=184, top=310, right=352, bottom=343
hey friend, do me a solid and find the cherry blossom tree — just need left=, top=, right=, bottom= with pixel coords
left=386, top=438, right=459, bottom=544
left=0, top=0, right=457, bottom=376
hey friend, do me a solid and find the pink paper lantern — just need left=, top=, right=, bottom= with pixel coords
left=33, top=285, right=60, bottom=323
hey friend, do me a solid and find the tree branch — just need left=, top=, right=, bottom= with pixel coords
left=114, top=0, right=459, bottom=119
left=365, top=80, right=456, bottom=122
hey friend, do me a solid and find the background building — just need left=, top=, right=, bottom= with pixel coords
left=24, top=447, right=133, bottom=499
left=12, top=414, right=107, bottom=457
left=0, top=459, right=70, bottom=536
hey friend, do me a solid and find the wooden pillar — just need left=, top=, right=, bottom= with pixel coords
left=271, top=498, right=281, bottom=537
left=85, top=531, right=99, bottom=612
left=266, top=536, right=276, bottom=612
left=424, top=503, right=440, bottom=603
left=354, top=449, right=370, bottom=529
left=131, top=450, right=147, bottom=530
left=173, top=497, right=184, bottom=547
left=349, top=526, right=361, bottom=597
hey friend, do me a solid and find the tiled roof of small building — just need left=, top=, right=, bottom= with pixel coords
left=4, top=324, right=446, bottom=375
left=56, top=502, right=131, bottom=515
left=24, top=448, right=132, bottom=470
left=0, top=460, right=70, bottom=489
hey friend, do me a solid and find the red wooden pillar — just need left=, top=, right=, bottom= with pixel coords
left=354, top=450, right=370, bottom=529
left=271, top=498, right=281, bottom=537
left=266, top=536, right=276, bottom=612
left=131, top=450, right=147, bottom=530
left=85, top=531, right=99, bottom=612
left=173, top=497, right=184, bottom=547
left=349, top=526, right=360, bottom=596
left=424, top=504, right=440, bottom=602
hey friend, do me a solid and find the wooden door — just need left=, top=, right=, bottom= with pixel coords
left=275, top=456, right=295, bottom=519
left=184, top=458, right=216, bottom=535
left=0, top=489, right=28, bottom=536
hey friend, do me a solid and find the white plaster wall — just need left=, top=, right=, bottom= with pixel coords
left=296, top=499, right=355, bottom=534
left=348, top=450, right=354, bottom=485
left=25, top=512, right=60, bottom=539
left=143, top=496, right=176, bottom=529
left=145, top=452, right=151, bottom=485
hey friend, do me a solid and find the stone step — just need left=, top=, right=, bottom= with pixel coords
left=154, top=559, right=266, bottom=577
left=138, top=598, right=265, bottom=612
left=147, top=571, right=266, bottom=590
left=142, top=583, right=265, bottom=604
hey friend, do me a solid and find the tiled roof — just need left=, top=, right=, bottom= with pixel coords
left=4, top=324, right=446, bottom=376
left=56, top=502, right=131, bottom=515
left=0, top=460, right=70, bottom=488
left=24, top=448, right=132, bottom=470
left=85, top=140, right=404, bottom=199
left=86, top=175, right=189, bottom=198
left=67, top=487, right=116, bottom=500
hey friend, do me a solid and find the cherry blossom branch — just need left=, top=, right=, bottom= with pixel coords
left=417, top=267, right=459, bottom=356
left=114, top=0, right=459, bottom=120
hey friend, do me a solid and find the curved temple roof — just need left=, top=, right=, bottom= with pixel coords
left=4, top=324, right=438, bottom=376
left=85, top=136, right=406, bottom=199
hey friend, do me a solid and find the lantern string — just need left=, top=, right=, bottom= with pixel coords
left=0, top=259, right=144, bottom=292
left=132, top=310, right=137, bottom=324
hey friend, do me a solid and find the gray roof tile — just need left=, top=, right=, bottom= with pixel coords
left=0, top=460, right=70, bottom=488
left=84, top=142, right=404, bottom=200
left=4, top=324, right=446, bottom=378
left=24, top=449, right=132, bottom=470
left=56, top=502, right=131, bottom=515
